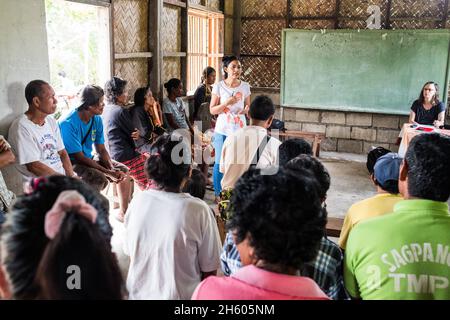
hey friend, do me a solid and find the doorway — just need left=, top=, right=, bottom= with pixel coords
left=45, top=0, right=112, bottom=118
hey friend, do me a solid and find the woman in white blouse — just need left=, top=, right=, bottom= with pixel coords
left=209, top=56, right=251, bottom=198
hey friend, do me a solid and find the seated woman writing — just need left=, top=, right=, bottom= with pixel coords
left=409, top=81, right=446, bottom=128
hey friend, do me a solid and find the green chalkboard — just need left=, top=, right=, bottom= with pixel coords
left=281, top=29, right=450, bottom=115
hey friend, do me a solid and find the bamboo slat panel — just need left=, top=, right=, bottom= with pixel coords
left=115, top=59, right=148, bottom=98
left=291, top=19, right=335, bottom=29
left=291, top=0, right=336, bottom=17
left=241, top=56, right=281, bottom=88
left=113, top=0, right=148, bottom=54
left=163, top=57, right=181, bottom=86
left=242, top=0, right=287, bottom=17
left=217, top=16, right=225, bottom=52
left=224, top=18, right=234, bottom=53
left=390, top=0, right=445, bottom=19
left=224, top=0, right=234, bottom=15
left=208, top=0, right=221, bottom=10
left=241, top=19, right=284, bottom=55
left=162, top=5, right=182, bottom=53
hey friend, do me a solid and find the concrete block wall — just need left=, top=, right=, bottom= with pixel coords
left=251, top=88, right=413, bottom=154
left=282, top=108, right=409, bottom=154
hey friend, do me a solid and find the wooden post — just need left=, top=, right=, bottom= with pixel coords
left=386, top=0, right=393, bottom=29
left=149, top=0, right=163, bottom=100
left=334, top=0, right=341, bottom=29
left=181, top=1, right=189, bottom=92
left=232, top=0, right=241, bottom=56
left=110, top=0, right=115, bottom=77
left=442, top=0, right=449, bottom=28
left=286, top=0, right=292, bottom=28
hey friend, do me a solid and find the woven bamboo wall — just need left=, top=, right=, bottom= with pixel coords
left=162, top=6, right=182, bottom=53
left=115, top=59, right=148, bottom=95
left=163, top=57, right=182, bottom=86
left=240, top=0, right=450, bottom=89
left=161, top=4, right=182, bottom=86
left=113, top=0, right=149, bottom=97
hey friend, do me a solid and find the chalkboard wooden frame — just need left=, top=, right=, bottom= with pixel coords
left=281, top=29, right=450, bottom=115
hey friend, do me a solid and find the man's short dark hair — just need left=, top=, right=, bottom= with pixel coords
left=366, top=146, right=391, bottom=174
left=249, top=95, right=275, bottom=121
left=377, top=180, right=399, bottom=195
left=229, top=168, right=326, bottom=269
left=405, top=133, right=450, bottom=202
left=25, top=80, right=49, bottom=105
left=285, top=155, right=330, bottom=200
left=278, top=138, right=313, bottom=167
left=78, top=85, right=104, bottom=111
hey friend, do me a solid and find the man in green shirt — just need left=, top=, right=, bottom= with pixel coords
left=344, top=133, right=450, bottom=300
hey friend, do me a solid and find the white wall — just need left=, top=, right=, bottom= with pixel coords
left=0, top=0, right=50, bottom=194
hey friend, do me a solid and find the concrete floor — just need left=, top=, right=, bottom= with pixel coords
left=203, top=151, right=376, bottom=219
left=320, top=152, right=375, bottom=219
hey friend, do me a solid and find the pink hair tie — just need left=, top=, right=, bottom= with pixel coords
left=44, top=190, right=98, bottom=240
left=24, top=177, right=47, bottom=195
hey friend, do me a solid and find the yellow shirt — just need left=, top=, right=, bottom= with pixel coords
left=338, top=193, right=403, bottom=250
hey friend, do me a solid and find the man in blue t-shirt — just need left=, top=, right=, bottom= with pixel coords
left=59, top=85, right=130, bottom=214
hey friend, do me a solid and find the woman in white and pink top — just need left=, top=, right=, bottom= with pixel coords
left=209, top=56, right=251, bottom=198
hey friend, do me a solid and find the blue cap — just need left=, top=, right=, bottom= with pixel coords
left=374, top=153, right=402, bottom=186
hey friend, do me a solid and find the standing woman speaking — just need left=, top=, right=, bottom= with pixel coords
left=209, top=56, right=251, bottom=198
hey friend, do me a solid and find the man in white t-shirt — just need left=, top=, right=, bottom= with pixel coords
left=8, top=80, right=75, bottom=183
left=220, top=95, right=281, bottom=190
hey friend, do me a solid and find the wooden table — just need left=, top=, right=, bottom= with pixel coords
left=398, top=123, right=450, bottom=157
left=271, top=130, right=326, bottom=157
left=326, top=217, right=344, bottom=238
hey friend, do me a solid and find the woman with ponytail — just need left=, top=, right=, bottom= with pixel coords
left=209, top=56, right=251, bottom=198
left=0, top=176, right=124, bottom=299
left=124, top=133, right=221, bottom=300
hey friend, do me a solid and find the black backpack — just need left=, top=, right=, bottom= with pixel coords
left=269, top=118, right=286, bottom=132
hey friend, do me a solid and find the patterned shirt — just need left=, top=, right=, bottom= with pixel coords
left=220, top=232, right=350, bottom=300
left=162, top=97, right=189, bottom=131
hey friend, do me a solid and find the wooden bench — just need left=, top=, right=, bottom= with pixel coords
left=326, top=217, right=344, bottom=238
left=272, top=130, right=326, bottom=157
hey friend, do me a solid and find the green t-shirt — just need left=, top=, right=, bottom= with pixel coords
left=344, top=199, right=450, bottom=300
